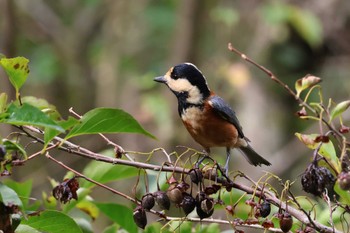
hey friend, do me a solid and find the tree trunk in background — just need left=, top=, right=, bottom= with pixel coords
left=0, top=0, right=16, bottom=99
left=169, top=0, right=199, bottom=65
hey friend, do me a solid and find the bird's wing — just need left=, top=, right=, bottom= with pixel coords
left=208, top=95, right=245, bottom=138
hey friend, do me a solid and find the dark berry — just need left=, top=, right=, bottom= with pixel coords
left=176, top=182, right=190, bottom=192
left=154, top=191, right=170, bottom=210
left=133, top=206, right=147, bottom=229
left=204, top=184, right=221, bottom=195
left=195, top=192, right=214, bottom=219
left=338, top=171, right=350, bottom=191
left=260, top=201, right=271, bottom=218
left=189, top=168, right=203, bottom=184
left=141, top=193, right=155, bottom=210
left=167, top=186, right=183, bottom=204
left=181, top=193, right=196, bottom=215
left=279, top=212, right=293, bottom=233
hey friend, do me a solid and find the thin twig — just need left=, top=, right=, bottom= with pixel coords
left=227, top=43, right=343, bottom=139
left=45, top=151, right=138, bottom=204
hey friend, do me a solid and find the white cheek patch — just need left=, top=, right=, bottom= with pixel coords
left=187, top=86, right=203, bottom=104
left=167, top=78, right=203, bottom=104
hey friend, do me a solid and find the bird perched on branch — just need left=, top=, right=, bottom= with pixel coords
left=154, top=63, right=271, bottom=174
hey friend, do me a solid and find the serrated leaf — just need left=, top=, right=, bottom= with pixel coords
left=81, top=150, right=138, bottom=189
left=20, top=210, right=83, bottom=233
left=0, top=183, right=23, bottom=208
left=0, top=57, right=30, bottom=94
left=65, top=108, right=155, bottom=139
left=295, top=74, right=321, bottom=97
left=295, top=133, right=340, bottom=172
left=2, top=103, right=64, bottom=132
left=95, top=203, right=137, bottom=233
left=330, top=100, right=350, bottom=121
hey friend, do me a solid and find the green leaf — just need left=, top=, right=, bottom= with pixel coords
left=261, top=2, right=289, bottom=24
left=144, top=221, right=166, bottom=233
left=103, top=224, right=120, bottom=233
left=334, top=182, right=350, bottom=205
left=2, top=139, right=27, bottom=159
left=169, top=221, right=192, bottom=233
left=0, top=93, right=7, bottom=113
left=44, top=117, right=79, bottom=147
left=295, top=74, right=321, bottom=97
left=42, top=191, right=58, bottom=210
left=295, top=133, right=340, bottom=173
left=76, top=199, right=100, bottom=220
left=95, top=203, right=137, bottom=233
left=0, top=183, right=23, bottom=208
left=210, top=7, right=238, bottom=27
left=2, top=179, right=32, bottom=209
left=62, top=188, right=91, bottom=214
left=81, top=150, right=138, bottom=189
left=288, top=7, right=323, bottom=48
left=2, top=103, right=64, bottom=132
left=65, top=108, right=156, bottom=139
left=16, top=224, right=41, bottom=233
left=330, top=100, right=350, bottom=121
left=20, top=210, right=83, bottom=233
left=0, top=57, right=30, bottom=95
left=21, top=96, right=61, bottom=120
left=205, top=223, right=220, bottom=233
left=74, top=218, right=94, bottom=233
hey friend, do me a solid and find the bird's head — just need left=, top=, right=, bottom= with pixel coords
left=154, top=63, right=211, bottom=104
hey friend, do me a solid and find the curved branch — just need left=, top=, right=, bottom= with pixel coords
left=18, top=125, right=340, bottom=233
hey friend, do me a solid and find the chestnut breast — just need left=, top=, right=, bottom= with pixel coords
left=181, top=104, right=239, bottom=149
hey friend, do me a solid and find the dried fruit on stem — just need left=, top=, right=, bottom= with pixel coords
left=301, top=162, right=335, bottom=197
left=52, top=177, right=79, bottom=204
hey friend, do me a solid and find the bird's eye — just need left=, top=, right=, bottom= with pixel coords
left=171, top=73, right=179, bottom=80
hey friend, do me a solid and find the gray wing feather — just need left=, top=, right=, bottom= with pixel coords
left=209, top=96, right=245, bottom=138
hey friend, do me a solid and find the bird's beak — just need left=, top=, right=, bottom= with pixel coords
left=154, top=76, right=167, bottom=83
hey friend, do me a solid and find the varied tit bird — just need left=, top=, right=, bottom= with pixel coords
left=154, top=63, right=271, bottom=174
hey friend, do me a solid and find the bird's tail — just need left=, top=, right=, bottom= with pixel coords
left=239, top=145, right=271, bottom=166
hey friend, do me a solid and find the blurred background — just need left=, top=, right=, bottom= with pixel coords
left=1, top=0, right=350, bottom=231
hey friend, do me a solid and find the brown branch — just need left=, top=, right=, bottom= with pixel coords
left=45, top=150, right=284, bottom=232
left=18, top=125, right=340, bottom=233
